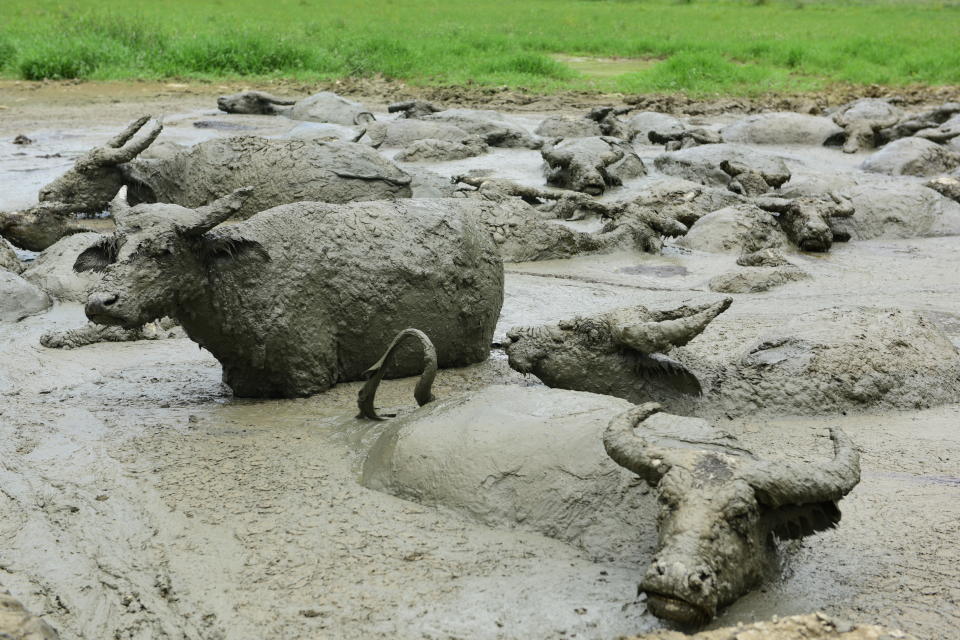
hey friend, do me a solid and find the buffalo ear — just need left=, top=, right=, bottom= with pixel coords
left=74, top=236, right=120, bottom=272
left=765, top=501, right=842, bottom=540
left=200, top=229, right=269, bottom=264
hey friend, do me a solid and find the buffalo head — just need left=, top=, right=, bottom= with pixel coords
left=504, top=299, right=731, bottom=398
left=541, top=136, right=646, bottom=195
left=217, top=90, right=296, bottom=115
left=77, top=187, right=266, bottom=328
left=604, top=403, right=860, bottom=625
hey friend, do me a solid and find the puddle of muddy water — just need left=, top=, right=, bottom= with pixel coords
left=551, top=54, right=659, bottom=78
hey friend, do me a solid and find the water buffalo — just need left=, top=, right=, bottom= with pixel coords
left=77, top=191, right=503, bottom=397
left=121, top=135, right=412, bottom=220
left=504, top=299, right=731, bottom=409
left=830, top=98, right=903, bottom=153
left=542, top=136, right=646, bottom=195
left=0, top=117, right=412, bottom=250
left=0, top=117, right=162, bottom=250
left=604, top=403, right=860, bottom=625
left=358, top=333, right=860, bottom=627
left=217, top=90, right=375, bottom=125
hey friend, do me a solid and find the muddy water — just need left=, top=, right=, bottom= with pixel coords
left=1, top=89, right=959, bottom=639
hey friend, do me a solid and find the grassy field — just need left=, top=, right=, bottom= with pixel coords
left=1, top=0, right=958, bottom=95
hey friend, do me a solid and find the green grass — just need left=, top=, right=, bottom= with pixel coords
left=1, top=0, right=958, bottom=95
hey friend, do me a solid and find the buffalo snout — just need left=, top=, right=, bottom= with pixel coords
left=85, top=292, right=120, bottom=322
left=642, top=559, right=718, bottom=625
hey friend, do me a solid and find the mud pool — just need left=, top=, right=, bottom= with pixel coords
left=0, top=85, right=958, bottom=639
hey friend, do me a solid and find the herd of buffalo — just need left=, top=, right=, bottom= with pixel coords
left=2, top=88, right=959, bottom=638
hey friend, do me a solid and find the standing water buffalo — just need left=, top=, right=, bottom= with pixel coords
left=77, top=191, right=503, bottom=397
left=604, top=403, right=860, bottom=625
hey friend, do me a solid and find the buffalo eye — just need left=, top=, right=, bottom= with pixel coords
left=728, top=507, right=754, bottom=538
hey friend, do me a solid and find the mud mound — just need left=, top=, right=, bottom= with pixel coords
left=708, top=265, right=809, bottom=293
left=627, top=612, right=917, bottom=640
left=653, top=144, right=790, bottom=188
left=707, top=307, right=960, bottom=417
left=721, top=112, right=844, bottom=146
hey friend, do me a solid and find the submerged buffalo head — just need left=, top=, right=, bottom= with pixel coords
left=542, top=136, right=646, bottom=195
left=77, top=187, right=266, bottom=328
left=39, top=116, right=163, bottom=213
left=754, top=195, right=855, bottom=253
left=604, top=403, right=860, bottom=626
left=504, top=299, right=731, bottom=398
left=217, top=90, right=296, bottom=115
left=0, top=117, right=164, bottom=252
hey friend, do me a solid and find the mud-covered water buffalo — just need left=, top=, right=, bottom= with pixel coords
left=0, top=117, right=163, bottom=251
left=504, top=299, right=731, bottom=409
left=830, top=98, right=903, bottom=153
left=0, top=118, right=413, bottom=250
left=421, top=110, right=542, bottom=149
left=604, top=403, right=860, bottom=625
left=542, top=136, right=646, bottom=195
left=217, top=90, right=375, bottom=125
left=877, top=102, right=960, bottom=145
left=77, top=191, right=503, bottom=397
left=452, top=176, right=688, bottom=259
left=122, top=136, right=412, bottom=220
left=359, top=335, right=859, bottom=627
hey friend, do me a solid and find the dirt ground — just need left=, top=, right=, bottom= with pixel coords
left=0, top=83, right=958, bottom=640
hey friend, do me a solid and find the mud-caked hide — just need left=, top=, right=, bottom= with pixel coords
left=217, top=90, right=296, bottom=115
left=77, top=193, right=503, bottom=397
left=121, top=137, right=412, bottom=219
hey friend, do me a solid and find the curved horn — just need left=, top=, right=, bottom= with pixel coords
left=745, top=428, right=861, bottom=507
left=354, top=111, right=376, bottom=125
left=181, top=187, right=254, bottom=236
left=603, top=403, right=673, bottom=485
left=357, top=328, right=437, bottom=420
left=106, top=115, right=151, bottom=148
left=99, top=119, right=164, bottom=166
left=612, top=298, right=732, bottom=354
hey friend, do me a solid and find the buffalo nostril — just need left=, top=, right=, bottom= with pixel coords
left=102, top=294, right=118, bottom=307
left=655, top=562, right=666, bottom=576
left=688, top=568, right=714, bottom=591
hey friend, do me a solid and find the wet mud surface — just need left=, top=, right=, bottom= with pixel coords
left=1, top=84, right=959, bottom=639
